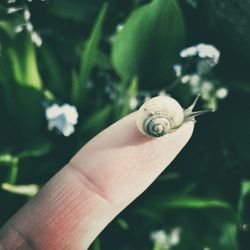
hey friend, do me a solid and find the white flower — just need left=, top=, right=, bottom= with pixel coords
left=150, top=230, right=169, bottom=249
left=200, top=81, right=213, bottom=100
left=180, top=46, right=197, bottom=58
left=45, top=104, right=78, bottom=137
left=189, top=74, right=200, bottom=87
left=150, top=228, right=182, bottom=250
left=216, top=87, right=228, bottom=99
left=116, top=23, right=124, bottom=32
left=197, top=44, right=220, bottom=64
left=144, top=94, right=151, bottom=102
left=7, top=7, right=23, bottom=14
left=31, top=31, right=42, bottom=47
left=10, top=5, right=43, bottom=47
left=15, top=25, right=24, bottom=33
left=173, top=64, right=182, bottom=77
left=129, top=96, right=139, bottom=110
left=181, top=74, right=200, bottom=86
left=180, top=43, right=220, bottom=66
left=26, top=22, right=33, bottom=32
left=158, top=90, right=167, bottom=96
left=24, top=8, right=31, bottom=21
left=169, top=227, right=181, bottom=246
left=180, top=75, right=191, bottom=84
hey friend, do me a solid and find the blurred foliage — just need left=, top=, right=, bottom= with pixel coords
left=112, top=0, right=185, bottom=85
left=0, top=0, right=250, bottom=249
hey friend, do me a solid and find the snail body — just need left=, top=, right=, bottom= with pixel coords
left=136, top=95, right=213, bottom=137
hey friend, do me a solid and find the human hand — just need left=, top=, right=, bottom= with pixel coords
left=0, top=113, right=194, bottom=250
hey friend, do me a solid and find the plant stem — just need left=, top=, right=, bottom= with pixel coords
left=8, top=158, right=19, bottom=185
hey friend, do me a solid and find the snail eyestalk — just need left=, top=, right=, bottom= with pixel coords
left=184, top=94, right=215, bottom=122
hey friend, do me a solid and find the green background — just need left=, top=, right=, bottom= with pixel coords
left=0, top=0, right=250, bottom=249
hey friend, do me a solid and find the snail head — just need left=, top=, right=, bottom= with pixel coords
left=184, top=94, right=215, bottom=122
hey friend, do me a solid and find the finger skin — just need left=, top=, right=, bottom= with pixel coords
left=0, top=113, right=194, bottom=250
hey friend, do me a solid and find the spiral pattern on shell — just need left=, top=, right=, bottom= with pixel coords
left=136, top=96, right=185, bottom=137
left=143, top=115, right=171, bottom=137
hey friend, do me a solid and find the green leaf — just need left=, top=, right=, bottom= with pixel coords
left=0, top=21, right=15, bottom=38
left=0, top=153, right=14, bottom=165
left=142, top=195, right=230, bottom=210
left=112, top=0, right=185, bottom=85
left=80, top=105, right=112, bottom=134
left=72, top=3, right=108, bottom=105
left=158, top=172, right=180, bottom=181
left=239, top=180, right=250, bottom=224
left=219, top=223, right=238, bottom=250
left=39, top=45, right=65, bottom=97
left=8, top=34, right=42, bottom=90
left=117, top=77, right=138, bottom=119
left=134, top=208, right=164, bottom=222
left=50, top=0, right=103, bottom=22
left=7, top=157, right=18, bottom=184
left=17, top=140, right=52, bottom=159
left=116, top=218, right=130, bottom=230
left=162, top=196, right=230, bottom=209
left=238, top=180, right=250, bottom=250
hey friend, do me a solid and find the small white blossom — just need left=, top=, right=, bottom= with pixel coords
left=173, top=64, right=182, bottom=77
left=181, top=74, right=200, bottom=86
left=180, top=46, right=197, bottom=58
left=45, top=104, right=78, bottom=137
left=189, top=74, right=200, bottom=88
left=180, top=43, right=220, bottom=67
left=24, top=8, right=31, bottom=21
left=216, top=87, right=228, bottom=99
left=180, top=75, right=191, bottom=84
left=15, top=25, right=24, bottom=33
left=129, top=96, right=139, bottom=110
left=150, top=228, right=182, bottom=250
left=169, top=227, right=181, bottom=246
left=200, top=81, right=213, bottom=100
left=31, top=31, right=42, bottom=47
left=10, top=5, right=43, bottom=47
left=116, top=23, right=124, bottom=32
left=150, top=230, right=168, bottom=249
left=7, top=7, right=23, bottom=14
left=197, top=44, right=220, bottom=64
left=240, top=224, right=249, bottom=231
left=26, top=22, right=33, bottom=32
left=144, top=94, right=151, bottom=102
left=158, top=90, right=167, bottom=96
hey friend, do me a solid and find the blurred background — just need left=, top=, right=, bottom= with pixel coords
left=0, top=0, right=250, bottom=249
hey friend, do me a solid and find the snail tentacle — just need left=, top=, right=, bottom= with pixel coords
left=184, top=94, right=215, bottom=122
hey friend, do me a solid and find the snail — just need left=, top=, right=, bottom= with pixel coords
left=136, top=95, right=214, bottom=137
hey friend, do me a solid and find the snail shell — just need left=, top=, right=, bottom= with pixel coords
left=136, top=95, right=213, bottom=137
left=136, top=96, right=184, bottom=137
